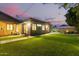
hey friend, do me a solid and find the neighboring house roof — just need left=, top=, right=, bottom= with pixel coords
left=57, top=26, right=75, bottom=29
left=0, top=11, right=21, bottom=23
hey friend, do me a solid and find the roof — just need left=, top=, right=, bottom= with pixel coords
left=57, top=26, right=75, bottom=29
left=0, top=11, right=51, bottom=25
left=23, top=17, right=51, bottom=24
left=0, top=11, right=21, bottom=23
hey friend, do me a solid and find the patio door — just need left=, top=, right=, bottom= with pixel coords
left=36, top=26, right=42, bottom=35
left=22, top=23, right=28, bottom=34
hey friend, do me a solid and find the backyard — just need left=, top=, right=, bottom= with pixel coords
left=0, top=34, right=79, bottom=56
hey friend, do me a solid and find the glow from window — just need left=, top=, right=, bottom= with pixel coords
left=27, top=21, right=31, bottom=27
left=37, top=24, right=41, bottom=26
left=16, top=25, right=18, bottom=32
left=7, top=24, right=13, bottom=30
left=66, top=30, right=69, bottom=33
left=46, top=25, right=49, bottom=31
left=32, top=24, right=36, bottom=30
left=10, top=24, right=13, bottom=30
left=7, top=24, right=9, bottom=30
left=42, top=25, right=45, bottom=30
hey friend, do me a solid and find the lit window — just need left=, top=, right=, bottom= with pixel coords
left=27, top=22, right=31, bottom=27
left=16, top=25, right=18, bottom=32
left=7, top=24, right=13, bottom=30
left=66, top=30, right=69, bottom=33
left=37, top=24, right=41, bottom=26
left=42, top=25, right=45, bottom=30
left=46, top=25, right=49, bottom=31
left=32, top=24, right=36, bottom=30
left=10, top=24, right=13, bottom=30
left=7, top=24, right=10, bottom=30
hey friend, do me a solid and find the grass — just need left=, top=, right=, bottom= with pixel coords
left=1, top=34, right=79, bottom=56
left=0, top=35, right=25, bottom=41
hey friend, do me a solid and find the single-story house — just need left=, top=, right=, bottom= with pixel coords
left=0, top=11, right=51, bottom=36
left=0, top=11, right=21, bottom=36
left=57, top=25, right=76, bottom=34
left=21, top=18, right=52, bottom=36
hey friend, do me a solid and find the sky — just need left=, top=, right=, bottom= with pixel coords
left=0, top=3, right=67, bottom=25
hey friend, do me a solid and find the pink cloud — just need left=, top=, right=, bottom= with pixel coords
left=1, top=4, right=30, bottom=18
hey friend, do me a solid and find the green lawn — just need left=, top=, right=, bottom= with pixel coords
left=0, top=34, right=79, bottom=56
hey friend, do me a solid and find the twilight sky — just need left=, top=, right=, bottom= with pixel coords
left=0, top=3, right=67, bottom=25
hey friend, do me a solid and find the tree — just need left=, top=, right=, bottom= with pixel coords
left=60, top=3, right=79, bottom=33
left=65, top=7, right=77, bottom=26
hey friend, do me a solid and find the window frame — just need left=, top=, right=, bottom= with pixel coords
left=32, top=24, right=36, bottom=31
left=7, top=24, right=13, bottom=30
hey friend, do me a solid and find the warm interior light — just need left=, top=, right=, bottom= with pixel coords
left=16, top=25, right=18, bottom=32
left=66, top=30, right=69, bottom=33
left=42, top=25, right=45, bottom=30
left=27, top=22, right=31, bottom=27
left=7, top=24, right=13, bottom=30
left=37, top=24, right=41, bottom=26
left=32, top=24, right=36, bottom=30
left=46, top=25, right=49, bottom=31
left=27, top=21, right=31, bottom=36
left=10, top=24, right=13, bottom=30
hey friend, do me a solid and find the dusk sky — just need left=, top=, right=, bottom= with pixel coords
left=0, top=3, right=67, bottom=25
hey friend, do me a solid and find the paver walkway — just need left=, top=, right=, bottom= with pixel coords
left=0, top=32, right=59, bottom=44
left=0, top=36, right=33, bottom=44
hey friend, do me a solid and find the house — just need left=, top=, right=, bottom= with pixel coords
left=0, top=11, right=51, bottom=36
left=0, top=11, right=22, bottom=36
left=21, top=18, right=51, bottom=36
left=57, top=25, right=76, bottom=34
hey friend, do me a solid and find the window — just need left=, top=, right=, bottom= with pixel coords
left=42, top=25, right=45, bottom=30
left=46, top=25, right=49, bottom=31
left=66, top=29, right=69, bottom=33
left=37, top=24, right=41, bottom=27
left=7, top=24, right=13, bottom=30
left=16, top=25, right=18, bottom=32
left=10, top=24, right=13, bottom=30
left=32, top=24, right=36, bottom=30
left=7, top=24, right=10, bottom=30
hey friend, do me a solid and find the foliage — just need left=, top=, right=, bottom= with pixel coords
left=61, top=4, right=79, bottom=32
